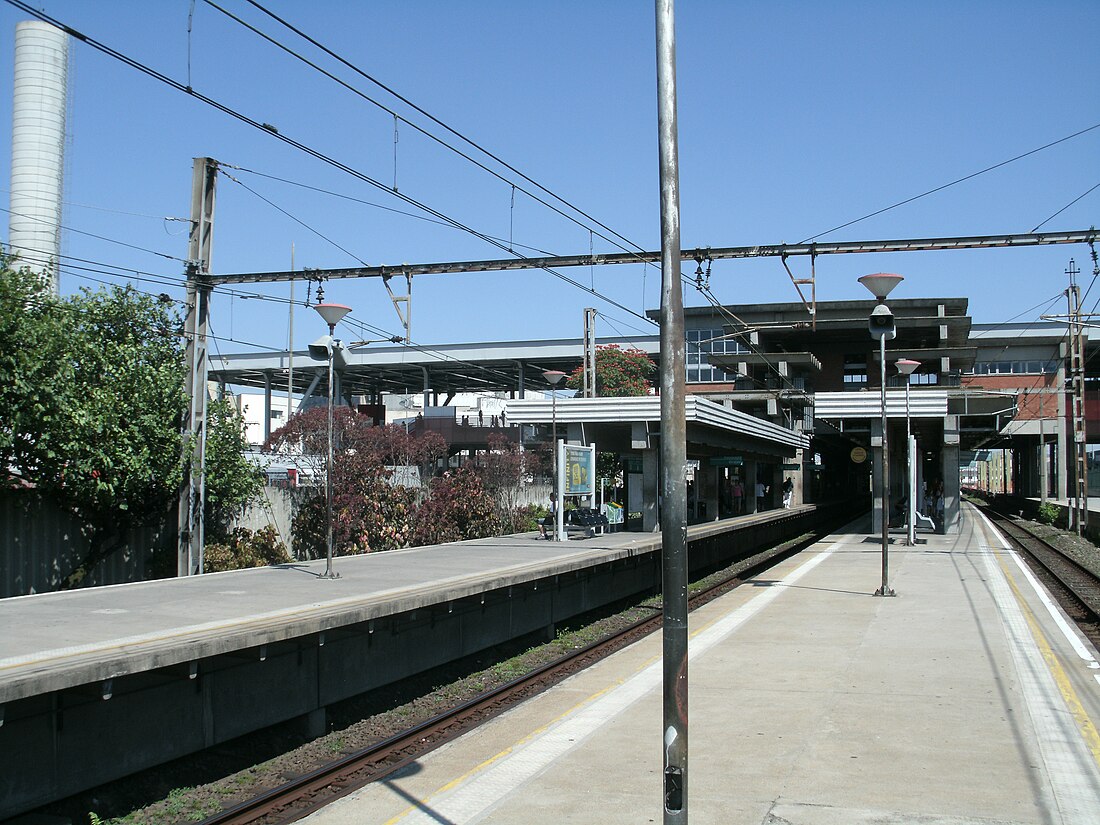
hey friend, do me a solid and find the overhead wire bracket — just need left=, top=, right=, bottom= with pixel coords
left=382, top=267, right=412, bottom=342
left=780, top=245, right=817, bottom=330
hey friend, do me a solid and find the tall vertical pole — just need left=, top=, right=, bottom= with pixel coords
left=655, top=1, right=688, bottom=821
left=1066, top=262, right=1087, bottom=534
left=905, top=381, right=914, bottom=547
left=288, top=243, right=295, bottom=419
left=1039, top=390, right=1048, bottom=505
left=178, top=157, right=217, bottom=577
left=321, top=326, right=339, bottom=579
left=876, top=333, right=894, bottom=596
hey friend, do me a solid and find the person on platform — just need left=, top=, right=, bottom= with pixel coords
left=755, top=479, right=766, bottom=511
left=732, top=477, right=744, bottom=514
left=782, top=477, right=794, bottom=509
left=539, top=492, right=558, bottom=539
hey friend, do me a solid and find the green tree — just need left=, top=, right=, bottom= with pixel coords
left=565, top=344, right=655, bottom=396
left=0, top=258, right=264, bottom=584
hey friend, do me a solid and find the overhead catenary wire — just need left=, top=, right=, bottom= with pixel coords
left=1032, top=182, right=1100, bottom=233
left=2, top=1, right=662, bottom=335
left=0, top=204, right=190, bottom=263
left=800, top=121, right=1100, bottom=243
left=222, top=0, right=663, bottom=273
left=220, top=163, right=559, bottom=257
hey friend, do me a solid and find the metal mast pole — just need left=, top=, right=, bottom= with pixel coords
left=1039, top=390, right=1048, bottom=505
left=1067, top=261, right=1087, bottom=534
left=323, top=324, right=338, bottom=578
left=178, top=157, right=217, bottom=576
left=876, top=333, right=893, bottom=596
left=288, top=243, right=295, bottom=419
left=655, top=1, right=688, bottom=821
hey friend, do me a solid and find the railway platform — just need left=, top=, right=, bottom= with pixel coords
left=305, top=502, right=1100, bottom=825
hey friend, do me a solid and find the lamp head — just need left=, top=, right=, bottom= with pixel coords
left=858, top=273, right=903, bottom=301
left=542, top=369, right=568, bottom=386
left=313, top=303, right=352, bottom=329
left=895, top=358, right=921, bottom=375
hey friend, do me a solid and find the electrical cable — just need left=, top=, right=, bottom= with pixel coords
left=800, top=121, right=1100, bottom=243
left=1031, top=181, right=1100, bottom=233
left=0, top=203, right=190, bottom=262
left=228, top=0, right=662, bottom=271
left=3, top=0, right=659, bottom=333
left=219, top=170, right=369, bottom=266
left=218, top=164, right=558, bottom=257
left=3, top=1, right=672, bottom=345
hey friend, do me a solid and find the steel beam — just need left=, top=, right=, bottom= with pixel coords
left=209, top=230, right=1097, bottom=285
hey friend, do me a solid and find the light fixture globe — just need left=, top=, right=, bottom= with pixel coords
left=313, top=303, right=352, bottom=328
left=542, top=369, right=568, bottom=386
left=858, top=272, right=904, bottom=300
left=895, top=358, right=921, bottom=375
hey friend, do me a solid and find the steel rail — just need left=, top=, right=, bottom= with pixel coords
left=978, top=504, right=1100, bottom=623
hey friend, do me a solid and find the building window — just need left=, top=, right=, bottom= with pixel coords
left=971, top=360, right=1058, bottom=375
left=685, top=328, right=746, bottom=383
left=843, top=354, right=867, bottom=386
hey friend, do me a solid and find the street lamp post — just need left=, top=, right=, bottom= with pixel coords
left=543, top=370, right=568, bottom=541
left=859, top=273, right=902, bottom=598
left=895, top=358, right=921, bottom=547
left=311, top=302, right=352, bottom=579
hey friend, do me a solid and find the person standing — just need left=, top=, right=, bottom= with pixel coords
left=732, top=477, right=744, bottom=514
left=755, top=479, right=766, bottom=512
left=782, top=477, right=794, bottom=509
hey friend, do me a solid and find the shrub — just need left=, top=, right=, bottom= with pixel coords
left=1037, top=502, right=1059, bottom=526
left=204, top=526, right=291, bottom=572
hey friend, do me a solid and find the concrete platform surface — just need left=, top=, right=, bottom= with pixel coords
left=304, top=504, right=1100, bottom=825
left=0, top=529, right=663, bottom=703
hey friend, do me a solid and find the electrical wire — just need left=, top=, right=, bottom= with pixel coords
left=800, top=121, right=1100, bottom=243
left=0, top=187, right=189, bottom=223
left=227, top=0, right=662, bottom=272
left=219, top=170, right=370, bottom=267
left=220, top=163, right=559, bottom=257
left=1032, top=181, right=1100, bottom=233
left=0, top=204, right=190, bottom=262
left=3, top=0, right=662, bottom=335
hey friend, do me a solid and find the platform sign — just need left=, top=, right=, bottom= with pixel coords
left=563, top=444, right=596, bottom=496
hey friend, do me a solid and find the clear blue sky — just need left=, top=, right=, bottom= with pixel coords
left=2, top=1, right=1098, bottom=359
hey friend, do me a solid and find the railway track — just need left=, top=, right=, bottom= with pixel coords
left=975, top=503, right=1100, bottom=629
left=195, top=530, right=822, bottom=825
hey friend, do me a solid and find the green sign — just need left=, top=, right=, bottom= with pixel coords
left=709, top=456, right=743, bottom=467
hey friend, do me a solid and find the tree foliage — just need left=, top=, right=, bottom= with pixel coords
left=0, top=257, right=264, bottom=583
left=565, top=344, right=654, bottom=396
left=267, top=413, right=448, bottom=557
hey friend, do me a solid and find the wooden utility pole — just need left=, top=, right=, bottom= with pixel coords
left=178, top=158, right=217, bottom=576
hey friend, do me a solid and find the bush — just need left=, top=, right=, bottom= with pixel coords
left=204, top=526, right=292, bottom=572
left=1037, top=502, right=1059, bottom=526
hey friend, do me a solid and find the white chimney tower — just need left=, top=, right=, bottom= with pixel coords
left=9, top=20, right=69, bottom=294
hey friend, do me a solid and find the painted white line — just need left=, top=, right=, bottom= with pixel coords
left=380, top=544, right=839, bottom=824
left=973, top=510, right=1099, bottom=670
left=971, top=507, right=1100, bottom=823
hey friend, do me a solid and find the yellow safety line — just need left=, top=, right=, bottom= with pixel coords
left=994, top=549, right=1100, bottom=768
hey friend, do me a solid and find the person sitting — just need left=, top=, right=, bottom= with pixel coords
left=538, top=493, right=558, bottom=539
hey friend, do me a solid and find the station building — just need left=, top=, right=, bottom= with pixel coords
left=208, top=295, right=1098, bottom=537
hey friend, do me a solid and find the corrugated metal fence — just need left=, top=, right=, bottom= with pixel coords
left=0, top=490, right=173, bottom=598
